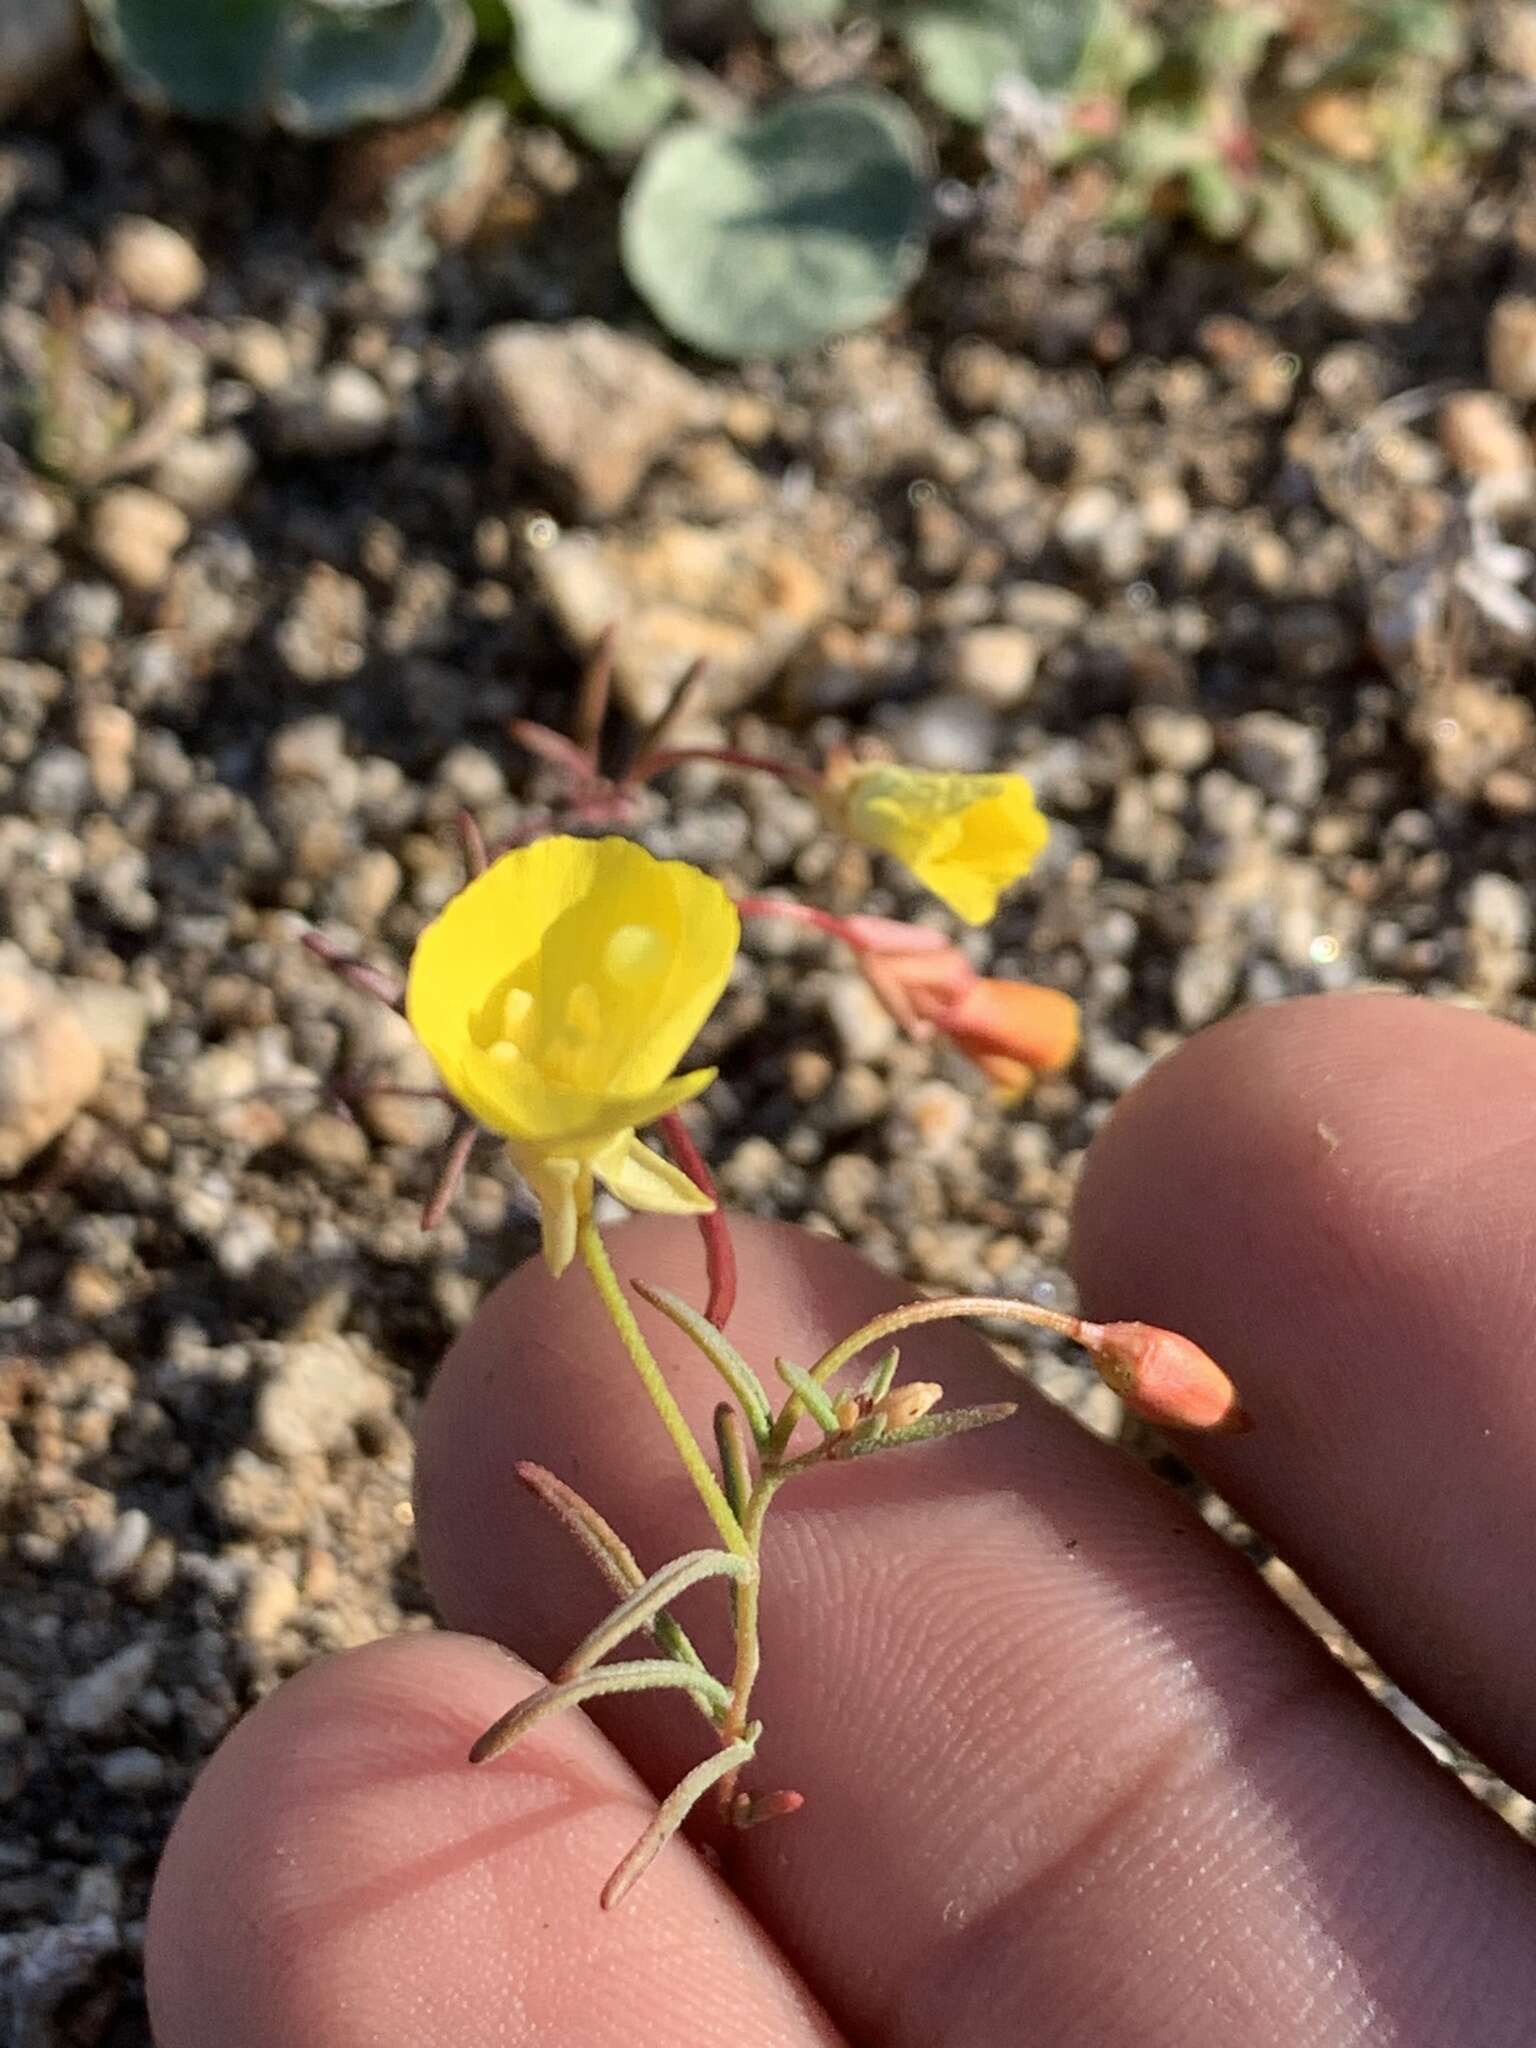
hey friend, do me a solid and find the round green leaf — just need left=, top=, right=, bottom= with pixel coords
left=621, top=90, right=929, bottom=360
left=85, top=0, right=285, bottom=121
left=566, top=53, right=680, bottom=154
left=506, top=0, right=644, bottom=113
left=753, top=0, right=846, bottom=29
left=275, top=0, right=474, bottom=134
left=893, top=0, right=1100, bottom=121
left=899, top=14, right=1018, bottom=120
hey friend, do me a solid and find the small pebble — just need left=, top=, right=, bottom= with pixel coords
left=96, top=1746, right=166, bottom=1793
left=1132, top=705, right=1213, bottom=773
left=89, top=1510, right=152, bottom=1587
left=87, top=487, right=190, bottom=596
left=945, top=625, right=1038, bottom=708
left=1488, top=296, right=1536, bottom=403
left=241, top=1562, right=300, bottom=1643
left=1439, top=391, right=1530, bottom=481
left=1229, top=712, right=1326, bottom=807
left=55, top=1639, right=158, bottom=1736
left=824, top=975, right=897, bottom=1063
left=0, top=966, right=105, bottom=1178
left=105, top=216, right=206, bottom=313
left=270, top=367, right=392, bottom=456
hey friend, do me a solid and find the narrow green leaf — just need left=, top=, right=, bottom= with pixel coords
left=514, top=1462, right=710, bottom=1686
left=601, top=1725, right=761, bottom=1909
left=470, top=1659, right=733, bottom=1764
left=777, top=1401, right=1017, bottom=1476
left=633, top=1281, right=773, bottom=1443
left=774, top=1356, right=843, bottom=1436
left=557, top=1549, right=753, bottom=1682
left=861, top=1345, right=901, bottom=1403
left=714, top=1403, right=754, bottom=1525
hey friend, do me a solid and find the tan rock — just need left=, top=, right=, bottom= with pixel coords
left=945, top=624, right=1039, bottom=707
left=529, top=517, right=836, bottom=723
left=241, top=1561, right=300, bottom=1643
left=471, top=321, right=717, bottom=521
left=0, top=965, right=105, bottom=1178
left=1438, top=391, right=1531, bottom=480
left=1491, top=2, right=1536, bottom=82
left=76, top=702, right=136, bottom=804
left=1488, top=295, right=1536, bottom=403
left=87, top=486, right=190, bottom=595
left=105, top=216, right=206, bottom=315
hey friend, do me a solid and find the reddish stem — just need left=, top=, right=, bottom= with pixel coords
left=457, top=809, right=488, bottom=879
left=658, top=1110, right=738, bottom=1330
left=508, top=719, right=598, bottom=781
left=631, top=746, right=824, bottom=798
left=300, top=931, right=405, bottom=1012
left=734, top=895, right=848, bottom=940
left=420, top=1117, right=479, bottom=1231
left=572, top=625, right=617, bottom=760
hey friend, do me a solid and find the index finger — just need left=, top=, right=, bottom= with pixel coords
left=1072, top=991, right=1536, bottom=1797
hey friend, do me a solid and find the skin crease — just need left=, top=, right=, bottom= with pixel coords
left=148, top=994, right=1536, bottom=2046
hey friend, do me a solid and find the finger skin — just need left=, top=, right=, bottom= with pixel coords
left=416, top=1214, right=1536, bottom=2048
left=1073, top=991, right=1536, bottom=1797
left=145, top=1633, right=843, bottom=2048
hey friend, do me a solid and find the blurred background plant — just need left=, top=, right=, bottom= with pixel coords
left=68, top=0, right=1474, bottom=353
left=1055, top=0, right=1471, bottom=269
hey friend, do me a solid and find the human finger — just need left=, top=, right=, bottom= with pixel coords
left=145, top=1631, right=844, bottom=2048
left=416, top=1214, right=1536, bottom=2048
left=1072, top=991, right=1536, bottom=1797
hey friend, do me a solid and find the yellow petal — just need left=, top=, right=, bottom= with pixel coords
left=510, top=1148, right=588, bottom=1277
left=404, top=835, right=737, bottom=1141
left=457, top=1060, right=716, bottom=1152
left=839, top=767, right=1049, bottom=925
left=591, top=1131, right=715, bottom=1217
left=406, top=836, right=609, bottom=1103
left=532, top=839, right=738, bottom=1098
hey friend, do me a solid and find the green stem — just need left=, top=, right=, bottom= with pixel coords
left=579, top=1218, right=750, bottom=1560
left=719, top=1482, right=777, bottom=1810
left=810, top=1294, right=1085, bottom=1389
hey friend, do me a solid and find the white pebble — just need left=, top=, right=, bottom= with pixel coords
left=55, top=1639, right=159, bottom=1735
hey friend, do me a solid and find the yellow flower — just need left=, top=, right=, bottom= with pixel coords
left=833, top=765, right=1049, bottom=925
left=406, top=835, right=738, bottom=1275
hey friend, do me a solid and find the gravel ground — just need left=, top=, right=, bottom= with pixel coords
left=5, top=40, right=1536, bottom=2041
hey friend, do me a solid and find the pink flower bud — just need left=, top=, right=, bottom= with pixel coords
left=1085, top=1321, right=1250, bottom=1434
left=938, top=979, right=1081, bottom=1076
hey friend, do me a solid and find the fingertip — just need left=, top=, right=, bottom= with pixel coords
left=1069, top=989, right=1536, bottom=1788
left=147, top=1632, right=837, bottom=2048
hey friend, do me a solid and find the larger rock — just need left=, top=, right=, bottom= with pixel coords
left=529, top=517, right=836, bottom=723
left=0, top=962, right=104, bottom=1178
left=256, top=1336, right=390, bottom=1461
left=472, top=322, right=717, bottom=521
